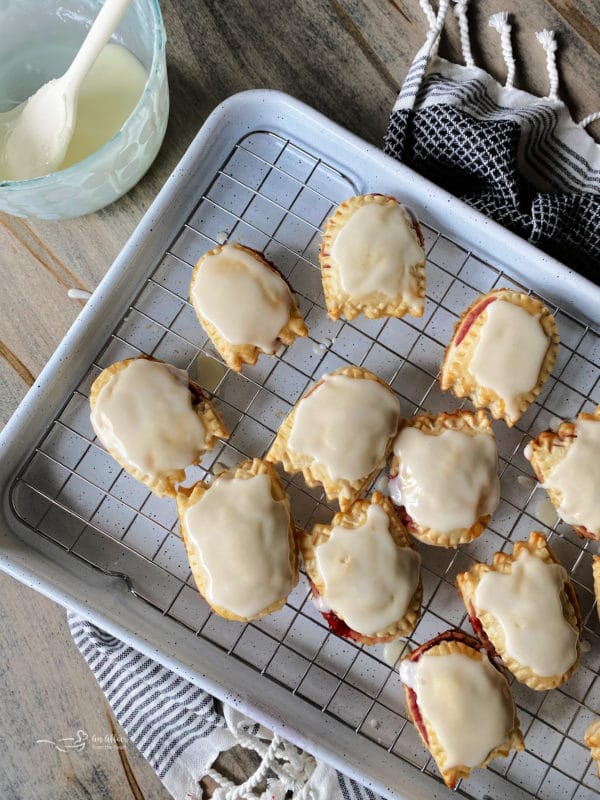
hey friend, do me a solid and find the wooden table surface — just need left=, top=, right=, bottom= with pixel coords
left=1, top=2, right=599, bottom=798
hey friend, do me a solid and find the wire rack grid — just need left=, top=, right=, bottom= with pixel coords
left=9, top=129, right=600, bottom=800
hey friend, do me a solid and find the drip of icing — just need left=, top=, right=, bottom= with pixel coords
left=391, top=427, right=499, bottom=533
left=67, top=288, right=92, bottom=300
left=90, top=359, right=207, bottom=478
left=469, top=300, right=549, bottom=422
left=288, top=373, right=400, bottom=481
left=184, top=473, right=293, bottom=618
left=383, top=639, right=407, bottom=668
left=373, top=474, right=391, bottom=495
left=474, top=549, right=578, bottom=677
left=315, top=503, right=420, bottom=635
left=535, top=496, right=559, bottom=528
left=194, top=352, right=227, bottom=393
left=517, top=475, right=536, bottom=491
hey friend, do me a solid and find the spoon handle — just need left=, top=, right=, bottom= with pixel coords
left=64, top=0, right=134, bottom=93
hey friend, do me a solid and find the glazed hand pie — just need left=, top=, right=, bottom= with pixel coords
left=456, top=532, right=581, bottom=690
left=525, top=406, right=600, bottom=540
left=299, top=493, right=422, bottom=645
left=266, top=365, right=401, bottom=510
left=89, top=356, right=229, bottom=497
left=585, top=719, right=600, bottom=778
left=190, top=243, right=307, bottom=371
left=399, top=630, right=524, bottom=789
left=319, top=193, right=426, bottom=321
left=440, top=289, right=558, bottom=426
left=389, top=410, right=500, bottom=547
left=176, top=458, right=298, bottom=621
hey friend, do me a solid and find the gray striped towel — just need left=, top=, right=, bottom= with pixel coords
left=69, top=2, right=600, bottom=798
left=68, top=613, right=380, bottom=800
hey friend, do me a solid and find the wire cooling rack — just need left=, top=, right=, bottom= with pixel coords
left=10, top=129, right=600, bottom=800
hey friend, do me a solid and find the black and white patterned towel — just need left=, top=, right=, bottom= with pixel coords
left=69, top=3, right=600, bottom=799
left=385, top=0, right=600, bottom=278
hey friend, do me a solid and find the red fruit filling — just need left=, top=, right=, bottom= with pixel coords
left=309, top=581, right=363, bottom=643
left=397, top=505, right=419, bottom=536
left=406, top=686, right=429, bottom=745
left=468, top=611, right=499, bottom=659
left=455, top=295, right=497, bottom=347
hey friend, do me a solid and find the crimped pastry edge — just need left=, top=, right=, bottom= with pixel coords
left=585, top=718, right=600, bottom=778
left=190, top=243, right=308, bottom=372
left=89, top=355, right=229, bottom=498
left=299, top=492, right=422, bottom=644
left=456, top=531, right=582, bottom=690
left=440, top=289, right=559, bottom=426
left=525, top=405, right=600, bottom=539
left=176, top=457, right=299, bottom=621
left=401, top=630, right=524, bottom=788
left=390, top=409, right=497, bottom=547
left=266, top=365, right=400, bottom=511
left=319, top=193, right=426, bottom=321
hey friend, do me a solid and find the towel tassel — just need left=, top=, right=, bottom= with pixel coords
left=489, top=12, right=516, bottom=90
left=453, top=0, right=475, bottom=68
left=536, top=29, right=559, bottom=100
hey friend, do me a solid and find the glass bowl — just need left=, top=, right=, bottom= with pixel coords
left=0, top=0, right=169, bottom=219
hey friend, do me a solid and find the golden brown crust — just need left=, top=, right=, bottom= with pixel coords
left=189, top=243, right=308, bottom=371
left=299, top=492, right=422, bottom=644
left=176, top=458, right=299, bottom=621
left=266, top=365, right=400, bottom=511
left=585, top=718, right=600, bottom=777
left=89, top=356, right=229, bottom=498
left=390, top=410, right=497, bottom=547
left=440, top=289, right=559, bottom=426
left=456, top=531, right=581, bottom=690
left=525, top=406, right=600, bottom=540
left=401, top=632, right=524, bottom=788
left=319, top=194, right=425, bottom=321
left=593, top=556, right=600, bottom=622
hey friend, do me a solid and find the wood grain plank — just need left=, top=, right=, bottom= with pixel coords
left=0, top=358, right=28, bottom=428
left=0, top=341, right=34, bottom=387
left=0, top=217, right=85, bottom=378
left=545, top=0, right=600, bottom=55
left=0, top=573, right=170, bottom=800
left=0, top=216, right=90, bottom=292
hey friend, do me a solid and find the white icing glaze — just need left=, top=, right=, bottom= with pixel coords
left=474, top=549, right=578, bottom=677
left=400, top=651, right=513, bottom=769
left=383, top=639, right=407, bottom=668
left=542, top=419, right=600, bottom=532
left=184, top=473, right=293, bottom=617
left=470, top=299, right=549, bottom=422
left=67, top=288, right=92, bottom=301
left=91, top=359, right=207, bottom=478
left=390, top=427, right=499, bottom=534
left=288, top=373, right=400, bottom=481
left=534, top=496, right=559, bottom=529
left=315, top=504, right=420, bottom=635
left=331, top=202, right=424, bottom=303
left=191, top=245, right=292, bottom=351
